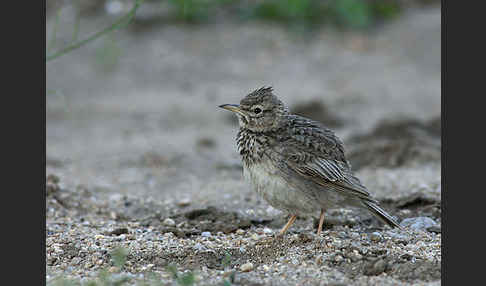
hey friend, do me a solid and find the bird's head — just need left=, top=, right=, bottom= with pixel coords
left=219, top=87, right=288, bottom=132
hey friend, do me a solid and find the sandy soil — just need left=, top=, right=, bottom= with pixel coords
left=46, top=5, right=441, bottom=285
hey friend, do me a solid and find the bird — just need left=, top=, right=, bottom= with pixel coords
left=219, top=86, right=401, bottom=236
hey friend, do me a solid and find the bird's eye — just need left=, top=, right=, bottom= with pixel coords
left=253, top=107, right=262, bottom=114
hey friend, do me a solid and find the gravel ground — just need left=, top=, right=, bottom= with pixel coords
left=46, top=4, right=441, bottom=285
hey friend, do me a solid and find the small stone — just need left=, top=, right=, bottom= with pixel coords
left=109, top=228, right=128, bottom=236
left=177, top=198, right=191, bottom=207
left=240, top=262, right=254, bottom=272
left=126, top=234, right=136, bottom=240
left=365, top=258, right=388, bottom=276
left=163, top=218, right=176, bottom=226
left=315, top=255, right=324, bottom=265
left=263, top=227, right=273, bottom=234
left=143, top=264, right=155, bottom=271
left=46, top=174, right=61, bottom=195
left=108, top=266, right=119, bottom=273
left=262, top=265, right=270, bottom=271
left=94, top=234, right=105, bottom=240
left=334, top=255, right=343, bottom=262
left=236, top=229, right=245, bottom=235
left=194, top=243, right=206, bottom=251
left=388, top=232, right=410, bottom=243
left=400, top=217, right=437, bottom=230
left=398, top=209, right=411, bottom=216
left=338, top=231, right=348, bottom=239
left=201, top=231, right=211, bottom=237
left=47, top=174, right=60, bottom=184
left=71, top=257, right=82, bottom=265
left=349, top=251, right=362, bottom=262
left=427, top=225, right=441, bottom=233
left=369, top=232, right=382, bottom=242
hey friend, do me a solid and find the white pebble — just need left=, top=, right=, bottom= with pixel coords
left=370, top=232, right=382, bottom=242
left=177, top=198, right=191, bottom=207
left=163, top=218, right=175, bottom=226
left=400, top=217, right=436, bottom=230
left=201, top=231, right=211, bottom=237
left=240, top=262, right=254, bottom=272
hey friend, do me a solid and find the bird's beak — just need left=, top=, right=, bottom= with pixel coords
left=218, top=104, right=246, bottom=116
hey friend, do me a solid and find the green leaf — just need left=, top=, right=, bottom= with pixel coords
left=221, top=252, right=231, bottom=268
left=111, top=247, right=128, bottom=268
left=177, top=271, right=195, bottom=286
left=331, top=0, right=372, bottom=29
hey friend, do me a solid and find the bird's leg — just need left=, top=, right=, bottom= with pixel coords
left=279, top=215, right=297, bottom=236
left=317, top=209, right=325, bottom=236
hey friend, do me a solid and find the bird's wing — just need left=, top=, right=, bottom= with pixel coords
left=284, top=153, right=372, bottom=200
left=269, top=115, right=373, bottom=201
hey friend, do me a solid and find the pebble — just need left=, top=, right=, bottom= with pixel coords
left=338, top=231, right=348, bottom=239
left=141, top=264, right=154, bottom=271
left=369, top=232, right=382, bottom=242
left=163, top=218, right=176, bottom=226
left=334, top=255, right=343, bottom=262
left=240, top=262, right=254, bottom=272
left=400, top=217, right=437, bottom=230
left=94, top=234, right=105, bottom=240
left=201, top=231, right=211, bottom=237
left=349, top=251, right=362, bottom=262
left=387, top=231, right=410, bottom=242
left=109, top=228, right=128, bottom=236
left=427, top=225, right=441, bottom=233
left=263, top=227, right=273, bottom=234
left=236, top=229, right=245, bottom=235
left=177, top=198, right=191, bottom=207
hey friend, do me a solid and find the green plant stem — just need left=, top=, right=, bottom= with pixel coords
left=46, top=0, right=143, bottom=62
left=47, top=7, right=62, bottom=53
left=72, top=13, right=81, bottom=42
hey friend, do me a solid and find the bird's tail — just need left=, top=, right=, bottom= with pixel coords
left=362, top=201, right=402, bottom=229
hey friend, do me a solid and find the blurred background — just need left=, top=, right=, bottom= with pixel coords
left=46, top=0, right=440, bottom=218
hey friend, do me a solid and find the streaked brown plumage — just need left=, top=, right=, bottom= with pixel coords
left=220, top=87, right=401, bottom=236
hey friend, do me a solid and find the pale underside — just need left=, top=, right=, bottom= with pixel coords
left=243, top=159, right=353, bottom=215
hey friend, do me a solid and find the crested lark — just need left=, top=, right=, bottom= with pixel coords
left=219, top=87, right=401, bottom=236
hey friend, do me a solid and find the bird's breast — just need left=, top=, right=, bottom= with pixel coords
left=242, top=160, right=320, bottom=214
left=243, top=160, right=286, bottom=200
